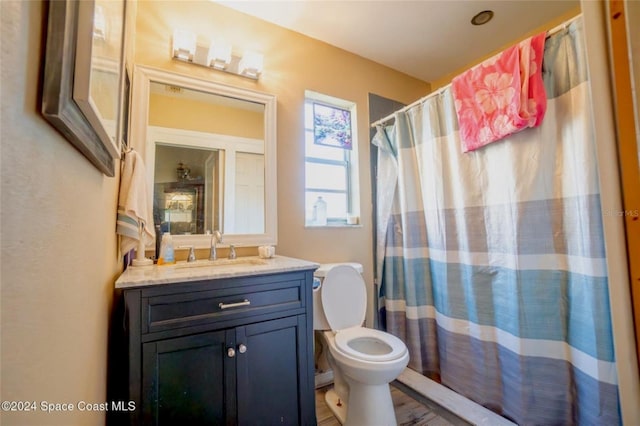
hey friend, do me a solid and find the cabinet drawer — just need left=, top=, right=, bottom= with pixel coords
left=142, top=279, right=303, bottom=334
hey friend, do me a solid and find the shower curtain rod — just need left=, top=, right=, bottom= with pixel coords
left=370, top=13, right=583, bottom=129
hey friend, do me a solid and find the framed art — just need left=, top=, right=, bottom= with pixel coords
left=312, top=102, right=352, bottom=150
left=41, top=0, right=126, bottom=177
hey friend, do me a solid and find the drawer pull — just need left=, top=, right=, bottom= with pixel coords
left=219, top=299, right=251, bottom=310
left=238, top=344, right=247, bottom=354
left=227, top=347, right=236, bottom=358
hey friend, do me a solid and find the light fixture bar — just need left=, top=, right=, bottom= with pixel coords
left=171, top=32, right=263, bottom=80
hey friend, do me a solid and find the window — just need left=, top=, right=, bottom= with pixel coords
left=304, top=91, right=360, bottom=226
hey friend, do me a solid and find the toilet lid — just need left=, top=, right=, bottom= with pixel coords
left=321, top=265, right=366, bottom=331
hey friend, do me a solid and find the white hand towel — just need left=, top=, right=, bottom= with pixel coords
left=116, top=150, right=155, bottom=253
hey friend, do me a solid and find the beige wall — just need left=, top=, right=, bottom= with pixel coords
left=134, top=1, right=430, bottom=326
left=0, top=1, right=122, bottom=425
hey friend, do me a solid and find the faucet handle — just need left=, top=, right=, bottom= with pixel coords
left=179, top=245, right=197, bottom=262
left=228, top=245, right=237, bottom=260
left=187, top=246, right=196, bottom=263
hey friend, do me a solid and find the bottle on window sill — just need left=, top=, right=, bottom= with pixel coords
left=313, top=196, right=327, bottom=226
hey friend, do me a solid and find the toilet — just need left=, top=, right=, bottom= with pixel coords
left=313, top=263, right=409, bottom=426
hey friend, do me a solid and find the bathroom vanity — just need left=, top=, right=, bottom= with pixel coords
left=110, top=256, right=319, bottom=425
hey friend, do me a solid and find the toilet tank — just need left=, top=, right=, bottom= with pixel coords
left=313, top=262, right=364, bottom=330
left=314, top=262, right=363, bottom=278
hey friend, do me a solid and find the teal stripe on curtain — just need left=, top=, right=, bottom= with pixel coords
left=383, top=257, right=614, bottom=361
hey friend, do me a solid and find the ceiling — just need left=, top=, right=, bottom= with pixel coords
left=217, top=0, right=579, bottom=83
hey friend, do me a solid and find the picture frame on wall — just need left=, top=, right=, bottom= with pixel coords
left=312, top=102, right=353, bottom=150
left=41, top=0, right=127, bottom=177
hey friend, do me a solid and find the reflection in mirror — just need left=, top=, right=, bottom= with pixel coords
left=131, top=66, right=277, bottom=248
left=154, top=145, right=219, bottom=235
left=149, top=83, right=266, bottom=237
left=74, top=0, right=125, bottom=158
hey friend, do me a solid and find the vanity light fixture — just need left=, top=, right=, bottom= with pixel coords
left=207, top=41, right=232, bottom=70
left=238, top=50, right=264, bottom=78
left=171, top=29, right=264, bottom=80
left=172, top=29, right=197, bottom=61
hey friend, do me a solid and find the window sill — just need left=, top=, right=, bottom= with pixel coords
left=305, top=223, right=362, bottom=229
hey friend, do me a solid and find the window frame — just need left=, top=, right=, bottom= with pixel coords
left=303, top=91, right=360, bottom=227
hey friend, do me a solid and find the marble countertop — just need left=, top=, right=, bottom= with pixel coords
left=115, top=255, right=320, bottom=289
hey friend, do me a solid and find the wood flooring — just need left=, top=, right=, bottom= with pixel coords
left=316, top=382, right=471, bottom=426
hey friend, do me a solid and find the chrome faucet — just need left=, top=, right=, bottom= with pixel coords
left=209, top=230, right=222, bottom=261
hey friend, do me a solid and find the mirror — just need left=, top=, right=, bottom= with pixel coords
left=74, top=0, right=125, bottom=160
left=130, top=66, right=277, bottom=249
left=41, top=0, right=126, bottom=176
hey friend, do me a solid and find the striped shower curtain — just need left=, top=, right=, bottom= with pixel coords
left=374, top=19, right=620, bottom=425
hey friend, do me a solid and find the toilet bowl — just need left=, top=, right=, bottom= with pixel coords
left=313, top=264, right=409, bottom=426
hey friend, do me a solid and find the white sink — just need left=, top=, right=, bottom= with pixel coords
left=174, top=258, right=268, bottom=269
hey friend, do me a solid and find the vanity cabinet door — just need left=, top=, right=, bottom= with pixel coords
left=236, top=315, right=313, bottom=426
left=142, top=330, right=237, bottom=425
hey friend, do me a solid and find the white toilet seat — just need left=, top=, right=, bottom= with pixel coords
left=334, top=327, right=408, bottom=363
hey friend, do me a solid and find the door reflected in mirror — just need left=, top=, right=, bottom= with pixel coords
left=149, top=82, right=265, bottom=236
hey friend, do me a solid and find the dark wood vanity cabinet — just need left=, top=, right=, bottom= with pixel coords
left=110, top=270, right=317, bottom=426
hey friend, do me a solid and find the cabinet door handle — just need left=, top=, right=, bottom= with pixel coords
left=227, top=347, right=236, bottom=358
left=238, top=344, right=247, bottom=354
left=219, top=299, right=251, bottom=310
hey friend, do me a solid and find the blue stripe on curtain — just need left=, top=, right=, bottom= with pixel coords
left=376, top=17, right=620, bottom=425
left=384, top=257, right=614, bottom=361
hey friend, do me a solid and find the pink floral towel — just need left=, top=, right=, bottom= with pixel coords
left=451, top=32, right=547, bottom=152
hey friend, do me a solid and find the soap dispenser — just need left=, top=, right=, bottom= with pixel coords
left=157, top=232, right=175, bottom=265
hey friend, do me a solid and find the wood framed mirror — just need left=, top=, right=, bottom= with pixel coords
left=41, top=0, right=126, bottom=176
